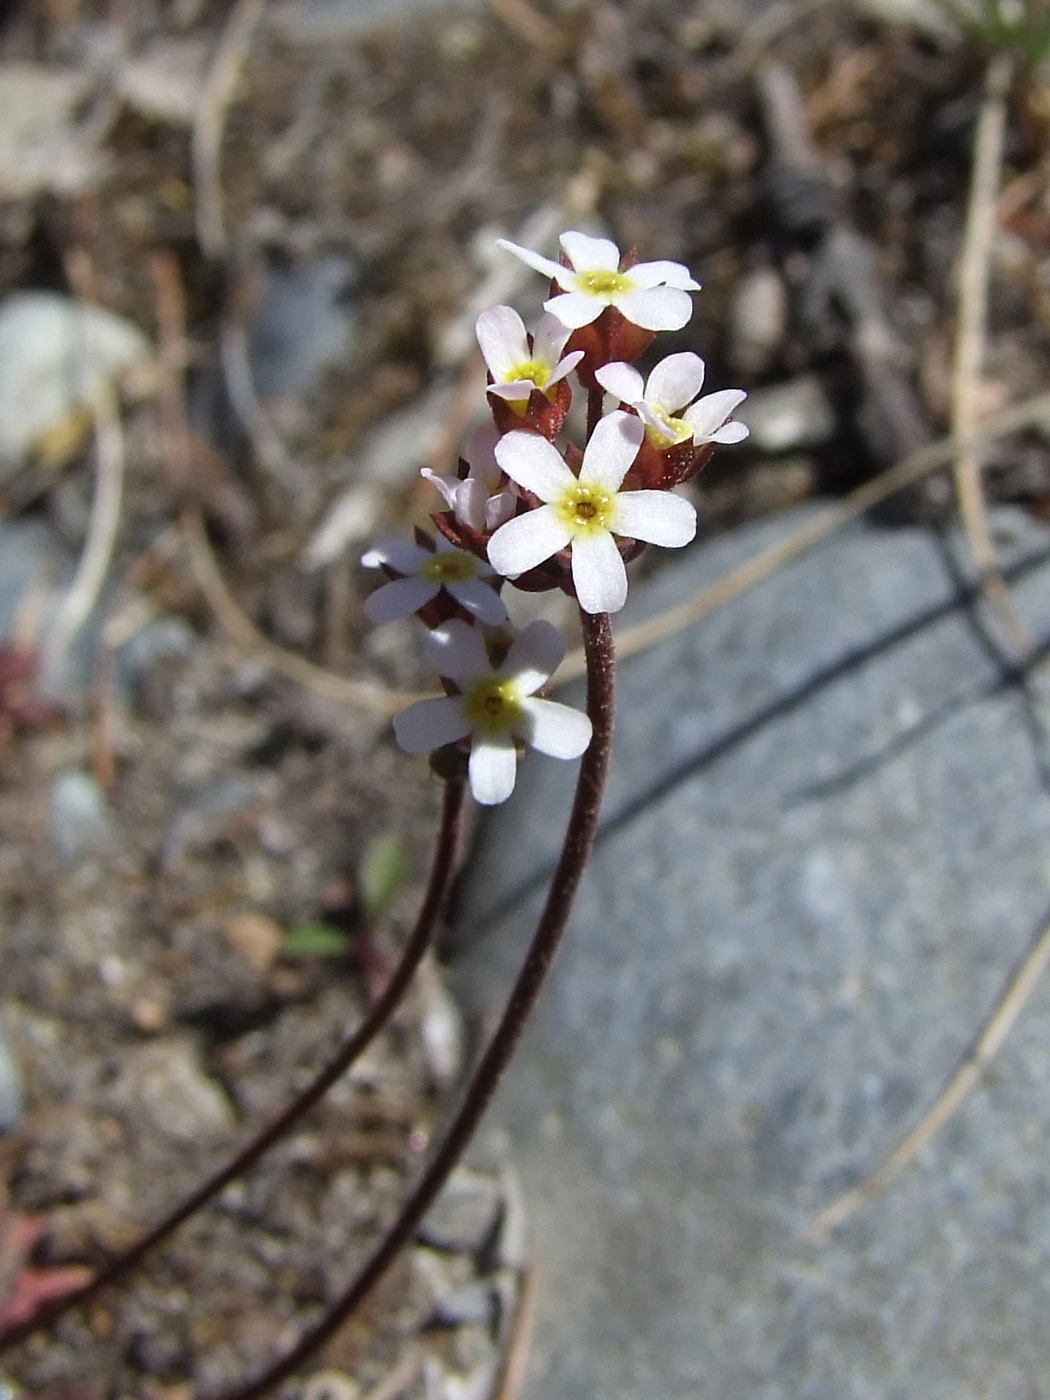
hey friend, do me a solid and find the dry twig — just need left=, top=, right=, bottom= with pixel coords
left=950, top=52, right=1030, bottom=653
left=487, top=1264, right=539, bottom=1400
left=805, top=912, right=1050, bottom=1239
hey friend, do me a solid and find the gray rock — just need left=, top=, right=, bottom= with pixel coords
left=50, top=769, right=116, bottom=865
left=248, top=254, right=356, bottom=402
left=450, top=505, right=1050, bottom=1400
left=737, top=374, right=835, bottom=453
left=270, top=0, right=478, bottom=40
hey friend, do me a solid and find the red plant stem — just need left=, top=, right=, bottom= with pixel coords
left=586, top=385, right=605, bottom=441
left=222, top=609, right=616, bottom=1400
left=0, top=778, right=467, bottom=1355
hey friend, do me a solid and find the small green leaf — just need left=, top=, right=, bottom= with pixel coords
left=359, top=833, right=410, bottom=922
left=281, top=921, right=350, bottom=957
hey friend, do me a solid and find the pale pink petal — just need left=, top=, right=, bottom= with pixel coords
left=488, top=505, right=571, bottom=578
left=364, top=576, right=436, bottom=624
left=570, top=530, right=628, bottom=614
left=455, top=477, right=490, bottom=532
left=613, top=489, right=697, bottom=547
left=645, top=353, right=706, bottom=413
left=543, top=290, right=604, bottom=329
left=425, top=618, right=490, bottom=686
left=485, top=489, right=518, bottom=532
left=545, top=350, right=584, bottom=386
left=469, top=736, right=519, bottom=805
left=560, top=230, right=620, bottom=271
left=393, top=696, right=471, bottom=753
left=518, top=697, right=592, bottom=758
left=476, top=305, right=528, bottom=380
left=612, top=285, right=694, bottom=332
left=579, top=410, right=644, bottom=492
left=531, top=312, right=573, bottom=365
left=496, top=239, right=568, bottom=286
left=420, top=468, right=461, bottom=512
left=502, top=619, right=565, bottom=694
left=448, top=578, right=509, bottom=624
left=683, top=389, right=748, bottom=441
left=464, top=423, right=501, bottom=488
left=494, top=431, right=575, bottom=501
left=594, top=361, right=645, bottom=404
left=361, top=538, right=429, bottom=572
left=629, top=259, right=701, bottom=291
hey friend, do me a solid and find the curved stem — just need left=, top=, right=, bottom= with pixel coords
left=0, top=779, right=466, bottom=1355
left=222, top=610, right=616, bottom=1400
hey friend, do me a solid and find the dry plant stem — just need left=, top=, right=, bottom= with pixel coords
left=488, top=1263, right=539, bottom=1400
left=222, top=610, right=616, bottom=1400
left=0, top=779, right=467, bottom=1355
left=806, top=911, right=1050, bottom=1239
left=555, top=387, right=1050, bottom=685
left=950, top=51, right=1030, bottom=654
left=43, top=387, right=125, bottom=672
left=193, top=0, right=266, bottom=260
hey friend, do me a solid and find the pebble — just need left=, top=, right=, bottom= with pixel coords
left=419, top=1166, right=502, bottom=1255
left=728, top=264, right=789, bottom=375
left=49, top=769, right=116, bottom=866
left=0, top=1011, right=23, bottom=1132
left=735, top=372, right=835, bottom=452
left=248, top=254, right=357, bottom=402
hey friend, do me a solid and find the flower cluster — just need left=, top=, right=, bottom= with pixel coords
left=362, top=230, right=748, bottom=804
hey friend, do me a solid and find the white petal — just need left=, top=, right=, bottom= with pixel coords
left=713, top=420, right=750, bottom=444
left=488, top=505, right=572, bottom=578
left=560, top=230, right=621, bottom=271
left=448, top=577, right=509, bottom=624
left=485, top=489, right=518, bottom=531
left=476, top=305, right=529, bottom=380
left=496, top=239, right=568, bottom=286
left=594, top=361, right=645, bottom=404
left=579, top=410, right=644, bottom=492
left=425, top=618, right=490, bottom=686
left=613, top=489, right=697, bottom=547
left=546, top=350, right=584, bottom=386
left=420, top=468, right=461, bottom=512
left=502, top=618, right=565, bottom=694
left=629, top=259, right=701, bottom=291
left=612, top=285, right=694, bottom=332
left=645, top=352, right=706, bottom=413
left=469, top=736, right=518, bottom=805
left=635, top=401, right=678, bottom=445
left=361, top=538, right=429, bottom=572
left=531, top=311, right=573, bottom=364
left=543, top=290, right=604, bottom=329
left=570, top=530, right=628, bottom=614
left=494, top=430, right=574, bottom=501
left=489, top=379, right=541, bottom=402
left=364, top=575, right=436, bottom=624
left=453, top=477, right=489, bottom=532
left=393, top=696, right=470, bottom=753
left=518, top=697, right=592, bottom=758
left=683, top=389, right=748, bottom=441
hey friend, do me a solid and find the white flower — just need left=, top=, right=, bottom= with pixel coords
left=393, top=618, right=593, bottom=805
left=595, top=354, right=749, bottom=448
left=487, top=411, right=697, bottom=614
left=496, top=230, right=700, bottom=332
left=475, top=306, right=583, bottom=408
left=420, top=424, right=519, bottom=534
left=362, top=535, right=507, bottom=625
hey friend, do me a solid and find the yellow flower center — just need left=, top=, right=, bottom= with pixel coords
left=420, top=550, right=479, bottom=585
left=645, top=406, right=693, bottom=447
left=462, top=678, right=524, bottom=736
left=504, top=358, right=551, bottom=389
left=576, top=269, right=631, bottom=297
left=553, top=481, right=616, bottom=537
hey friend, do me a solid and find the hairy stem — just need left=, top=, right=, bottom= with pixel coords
left=586, top=385, right=605, bottom=441
left=0, top=779, right=467, bottom=1355
left=222, top=609, right=616, bottom=1400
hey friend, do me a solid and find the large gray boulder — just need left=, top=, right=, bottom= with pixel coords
left=449, top=505, right=1050, bottom=1400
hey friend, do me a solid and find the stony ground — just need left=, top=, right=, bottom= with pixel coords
left=1, top=0, right=1049, bottom=1395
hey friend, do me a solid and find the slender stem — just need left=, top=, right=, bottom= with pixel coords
left=0, top=779, right=466, bottom=1355
left=221, top=610, right=616, bottom=1400
left=586, top=386, right=605, bottom=441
